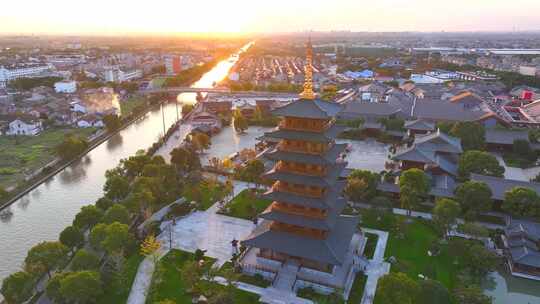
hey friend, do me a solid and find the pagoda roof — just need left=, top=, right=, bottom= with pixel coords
left=264, top=124, right=346, bottom=143
left=261, top=181, right=347, bottom=210
left=262, top=162, right=347, bottom=188
left=264, top=143, right=347, bottom=166
left=272, top=99, right=343, bottom=119
left=258, top=207, right=339, bottom=231
left=242, top=216, right=358, bottom=265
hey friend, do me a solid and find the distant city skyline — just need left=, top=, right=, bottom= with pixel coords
left=1, top=0, right=540, bottom=35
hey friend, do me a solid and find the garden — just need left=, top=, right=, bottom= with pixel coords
left=219, top=189, right=272, bottom=220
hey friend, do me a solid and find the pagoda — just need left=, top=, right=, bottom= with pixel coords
left=241, top=39, right=359, bottom=288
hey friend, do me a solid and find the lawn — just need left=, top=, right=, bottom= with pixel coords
left=183, top=179, right=226, bottom=210
left=119, top=96, right=147, bottom=118
left=502, top=153, right=536, bottom=168
left=297, top=287, right=345, bottom=304
left=363, top=232, right=379, bottom=259
left=219, top=261, right=271, bottom=288
left=220, top=189, right=272, bottom=220
left=348, top=273, right=367, bottom=303
left=146, top=249, right=259, bottom=304
left=98, top=254, right=145, bottom=304
left=0, top=127, right=97, bottom=189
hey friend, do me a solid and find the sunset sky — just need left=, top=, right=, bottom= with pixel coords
left=1, top=0, right=540, bottom=34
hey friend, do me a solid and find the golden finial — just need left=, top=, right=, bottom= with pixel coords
left=300, top=36, right=315, bottom=100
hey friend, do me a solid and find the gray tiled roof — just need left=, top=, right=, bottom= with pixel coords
left=261, top=182, right=347, bottom=210
left=242, top=216, right=358, bottom=265
left=413, top=100, right=492, bottom=122
left=264, top=144, right=347, bottom=166
left=471, top=174, right=540, bottom=201
left=264, top=124, right=346, bottom=143
left=259, top=207, right=339, bottom=230
left=340, top=101, right=402, bottom=119
left=485, top=129, right=530, bottom=146
left=263, top=162, right=347, bottom=188
left=272, top=99, right=343, bottom=119
left=404, top=119, right=436, bottom=131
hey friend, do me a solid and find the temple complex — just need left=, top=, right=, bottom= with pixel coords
left=240, top=39, right=362, bottom=297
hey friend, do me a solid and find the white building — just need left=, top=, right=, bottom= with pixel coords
left=0, top=64, right=52, bottom=87
left=519, top=66, right=538, bottom=77
left=7, top=117, right=43, bottom=136
left=104, top=68, right=142, bottom=83
left=54, top=80, right=77, bottom=93
left=76, top=115, right=104, bottom=128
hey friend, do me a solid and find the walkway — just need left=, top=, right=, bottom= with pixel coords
left=359, top=228, right=391, bottom=304
left=494, top=153, right=540, bottom=182
left=127, top=181, right=255, bottom=304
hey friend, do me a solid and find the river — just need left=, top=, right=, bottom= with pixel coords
left=0, top=42, right=252, bottom=284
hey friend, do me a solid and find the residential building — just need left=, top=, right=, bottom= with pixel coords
left=104, top=68, right=142, bottom=82
left=0, top=63, right=52, bottom=87
left=519, top=66, right=538, bottom=77
left=54, top=80, right=77, bottom=93
left=502, top=218, right=540, bottom=280
left=165, top=55, right=182, bottom=75
left=6, top=115, right=43, bottom=136
left=76, top=114, right=104, bottom=128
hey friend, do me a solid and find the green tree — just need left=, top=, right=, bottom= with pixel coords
left=170, top=146, right=200, bottom=172
left=46, top=272, right=69, bottom=304
left=103, top=174, right=130, bottom=201
left=233, top=109, right=248, bottom=133
left=55, top=135, right=89, bottom=160
left=450, top=122, right=485, bottom=151
left=513, top=139, right=537, bottom=161
left=1, top=271, right=34, bottom=304
left=502, top=186, right=540, bottom=218
left=377, top=272, right=420, bottom=304
left=454, top=181, right=493, bottom=220
left=25, top=241, right=68, bottom=278
left=89, top=223, right=108, bottom=251
left=418, top=279, right=451, bottom=304
left=71, top=249, right=100, bottom=271
left=458, top=150, right=504, bottom=180
left=399, top=169, right=430, bottom=215
left=59, top=271, right=103, bottom=304
left=73, top=205, right=104, bottom=229
left=191, top=132, right=211, bottom=153
left=433, top=198, right=461, bottom=238
left=95, top=197, right=114, bottom=211
left=345, top=170, right=380, bottom=202
left=462, top=243, right=499, bottom=277
left=454, top=286, right=492, bottom=304
left=101, top=222, right=132, bottom=256
left=103, top=204, right=130, bottom=224
left=460, top=222, right=489, bottom=238
left=103, top=114, right=122, bottom=131
left=59, top=225, right=84, bottom=251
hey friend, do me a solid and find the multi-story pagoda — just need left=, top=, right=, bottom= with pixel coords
left=241, top=39, right=359, bottom=292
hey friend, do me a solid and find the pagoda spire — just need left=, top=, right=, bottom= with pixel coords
left=300, top=37, right=315, bottom=100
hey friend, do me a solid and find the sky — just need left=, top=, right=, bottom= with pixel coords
left=1, top=0, right=540, bottom=35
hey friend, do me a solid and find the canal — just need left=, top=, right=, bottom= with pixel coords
left=0, top=43, right=252, bottom=284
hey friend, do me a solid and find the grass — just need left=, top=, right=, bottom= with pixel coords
left=219, top=261, right=271, bottom=288
left=119, top=96, right=146, bottom=118
left=502, top=153, right=536, bottom=168
left=0, top=127, right=97, bottom=189
left=146, top=249, right=259, bottom=304
left=151, top=77, right=167, bottom=89
left=363, top=232, right=379, bottom=259
left=183, top=179, right=226, bottom=210
left=477, top=213, right=506, bottom=226
left=297, top=287, right=345, bottom=304
left=348, top=274, right=367, bottom=303
left=220, top=189, right=272, bottom=220
left=98, top=254, right=145, bottom=304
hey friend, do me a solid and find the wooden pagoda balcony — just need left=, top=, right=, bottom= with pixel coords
left=270, top=221, right=327, bottom=239
left=278, top=117, right=333, bottom=133
left=271, top=202, right=327, bottom=219
left=277, top=140, right=332, bottom=155
left=272, top=181, right=324, bottom=198
left=275, top=161, right=326, bottom=177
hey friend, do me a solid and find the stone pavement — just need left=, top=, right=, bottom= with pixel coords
left=359, top=228, right=391, bottom=304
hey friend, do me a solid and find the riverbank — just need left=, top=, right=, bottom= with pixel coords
left=0, top=100, right=163, bottom=212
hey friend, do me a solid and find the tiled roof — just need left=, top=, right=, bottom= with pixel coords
left=471, top=174, right=540, bottom=201
left=271, top=99, right=343, bottom=119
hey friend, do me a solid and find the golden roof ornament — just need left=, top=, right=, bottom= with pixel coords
left=300, top=37, right=315, bottom=100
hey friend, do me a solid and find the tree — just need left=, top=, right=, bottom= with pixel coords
left=399, top=169, right=430, bottom=215
left=460, top=222, right=489, bottom=238
left=46, top=272, right=68, bottom=304
left=377, top=272, right=419, bottom=304
left=140, top=235, right=161, bottom=265
left=1, top=271, right=34, bottom=304
left=513, top=139, right=537, bottom=161
left=103, top=204, right=130, bottom=224
left=418, top=279, right=451, bottom=304
left=181, top=104, right=194, bottom=116
left=55, top=135, right=89, bottom=160
left=233, top=109, right=248, bottom=133
left=240, top=159, right=265, bottom=187
left=433, top=198, right=461, bottom=238
left=71, top=249, right=100, bottom=271
left=191, top=132, right=211, bottom=153
left=182, top=260, right=203, bottom=293
left=103, top=175, right=130, bottom=201
left=103, top=114, right=122, bottom=131
left=25, top=241, right=68, bottom=278
left=532, top=172, right=540, bottom=183
left=95, top=197, right=114, bottom=211
left=101, top=222, right=133, bottom=256
left=89, top=223, right=108, bottom=251
left=454, top=181, right=493, bottom=220
left=59, top=225, right=84, bottom=251
left=450, top=122, right=485, bottom=151
left=458, top=150, right=504, bottom=180
left=502, top=186, right=540, bottom=218
left=73, top=205, right=104, bottom=229
left=454, top=287, right=492, bottom=304
left=59, top=271, right=103, bottom=304
left=0, top=186, right=9, bottom=201
left=462, top=243, right=499, bottom=277
left=170, top=146, right=200, bottom=173
left=345, top=170, right=380, bottom=202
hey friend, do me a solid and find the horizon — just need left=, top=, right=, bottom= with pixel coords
left=2, top=0, right=540, bottom=35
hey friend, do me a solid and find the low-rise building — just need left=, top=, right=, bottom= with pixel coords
left=502, top=218, right=540, bottom=280
left=76, top=114, right=104, bottom=128
left=54, top=80, right=77, bottom=93
left=6, top=115, right=43, bottom=136
left=0, top=63, right=52, bottom=87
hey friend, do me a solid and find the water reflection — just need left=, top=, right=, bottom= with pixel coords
left=17, top=196, right=30, bottom=210
left=484, top=271, right=540, bottom=303
left=106, top=134, right=124, bottom=151
left=59, top=159, right=90, bottom=185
